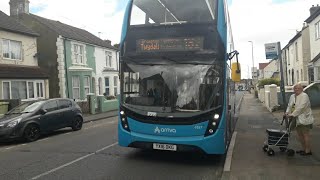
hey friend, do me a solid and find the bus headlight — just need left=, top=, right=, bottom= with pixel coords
left=119, top=108, right=130, bottom=132
left=205, top=113, right=221, bottom=137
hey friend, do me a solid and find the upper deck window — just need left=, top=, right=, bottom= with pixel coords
left=130, top=0, right=217, bottom=26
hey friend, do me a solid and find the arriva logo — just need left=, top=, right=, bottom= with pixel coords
left=154, top=126, right=177, bottom=134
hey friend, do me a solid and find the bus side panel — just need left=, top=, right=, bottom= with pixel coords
left=120, top=0, right=133, bottom=45
left=217, top=0, right=227, bottom=46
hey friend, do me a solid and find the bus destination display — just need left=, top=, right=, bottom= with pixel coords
left=137, top=37, right=204, bottom=52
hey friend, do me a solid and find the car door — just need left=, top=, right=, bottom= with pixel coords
left=57, top=99, right=74, bottom=128
left=38, top=100, right=59, bottom=132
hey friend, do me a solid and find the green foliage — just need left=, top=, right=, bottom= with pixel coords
left=258, top=78, right=280, bottom=88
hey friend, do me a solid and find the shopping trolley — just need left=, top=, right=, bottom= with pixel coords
left=262, top=115, right=295, bottom=156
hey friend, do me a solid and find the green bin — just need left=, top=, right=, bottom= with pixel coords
left=0, top=102, right=9, bottom=115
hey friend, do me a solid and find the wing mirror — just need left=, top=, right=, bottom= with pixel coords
left=39, top=109, right=47, bottom=115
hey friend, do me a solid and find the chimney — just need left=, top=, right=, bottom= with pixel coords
left=310, top=4, right=320, bottom=15
left=9, top=0, right=30, bottom=17
left=104, top=40, right=112, bottom=46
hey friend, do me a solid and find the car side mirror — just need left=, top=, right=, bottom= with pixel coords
left=39, top=109, right=47, bottom=115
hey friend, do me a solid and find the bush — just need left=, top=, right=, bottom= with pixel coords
left=258, top=78, right=280, bottom=88
left=106, top=95, right=116, bottom=100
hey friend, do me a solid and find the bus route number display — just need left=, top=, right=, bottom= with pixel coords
left=137, top=37, right=204, bottom=52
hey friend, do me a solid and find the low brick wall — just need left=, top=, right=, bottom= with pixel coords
left=77, top=101, right=90, bottom=114
left=97, top=96, right=119, bottom=113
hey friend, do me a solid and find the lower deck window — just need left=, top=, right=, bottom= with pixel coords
left=2, top=80, right=45, bottom=100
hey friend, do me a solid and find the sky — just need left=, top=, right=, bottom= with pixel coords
left=0, top=0, right=319, bottom=78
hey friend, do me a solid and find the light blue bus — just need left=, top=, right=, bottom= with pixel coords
left=118, top=0, right=239, bottom=155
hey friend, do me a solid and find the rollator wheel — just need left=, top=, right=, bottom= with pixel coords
left=279, top=147, right=287, bottom=152
left=267, top=149, right=275, bottom=156
left=287, top=149, right=295, bottom=157
left=263, top=145, right=268, bottom=152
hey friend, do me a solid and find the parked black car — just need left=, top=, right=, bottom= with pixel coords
left=0, top=98, right=83, bottom=142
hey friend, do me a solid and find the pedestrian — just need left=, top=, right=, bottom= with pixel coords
left=285, top=83, right=314, bottom=156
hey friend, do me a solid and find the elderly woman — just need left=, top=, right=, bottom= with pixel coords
left=285, top=83, right=314, bottom=156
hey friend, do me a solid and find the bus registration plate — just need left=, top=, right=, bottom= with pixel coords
left=153, top=143, right=177, bottom=151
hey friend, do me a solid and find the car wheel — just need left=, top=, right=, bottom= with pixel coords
left=72, top=116, right=83, bottom=131
left=24, top=124, right=40, bottom=142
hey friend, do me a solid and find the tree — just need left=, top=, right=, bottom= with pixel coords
left=113, top=43, right=120, bottom=49
left=258, top=78, right=280, bottom=88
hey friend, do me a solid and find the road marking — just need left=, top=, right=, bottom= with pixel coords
left=223, top=131, right=237, bottom=172
left=30, top=142, right=118, bottom=180
left=4, top=144, right=25, bottom=150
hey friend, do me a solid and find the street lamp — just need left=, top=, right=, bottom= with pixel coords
left=248, top=41, right=255, bottom=79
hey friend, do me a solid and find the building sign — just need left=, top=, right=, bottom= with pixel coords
left=136, top=37, right=204, bottom=52
left=264, top=42, right=279, bottom=60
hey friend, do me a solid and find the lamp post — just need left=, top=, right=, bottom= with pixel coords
left=248, top=41, right=255, bottom=80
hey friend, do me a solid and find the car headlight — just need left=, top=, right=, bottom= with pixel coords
left=7, top=118, right=22, bottom=128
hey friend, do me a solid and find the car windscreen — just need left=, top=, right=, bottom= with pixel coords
left=6, top=101, right=45, bottom=114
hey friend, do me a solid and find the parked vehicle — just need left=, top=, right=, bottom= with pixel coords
left=0, top=98, right=83, bottom=142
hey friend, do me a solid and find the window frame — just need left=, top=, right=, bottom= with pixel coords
left=72, top=76, right=81, bottom=100
left=316, top=21, right=320, bottom=40
left=105, top=51, right=112, bottom=67
left=2, top=80, right=45, bottom=100
left=73, top=44, right=85, bottom=65
left=2, top=39, right=22, bottom=60
left=2, top=81, right=11, bottom=99
left=105, top=77, right=110, bottom=96
left=84, top=76, right=90, bottom=96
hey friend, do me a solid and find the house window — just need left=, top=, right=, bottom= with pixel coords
left=2, top=82, right=10, bottom=99
left=105, top=51, right=112, bottom=67
left=2, top=39, right=22, bottom=60
left=301, top=69, right=303, bottom=81
left=316, top=21, right=320, bottom=40
left=74, top=44, right=84, bottom=64
left=297, top=70, right=299, bottom=82
left=36, top=82, right=44, bottom=98
left=2, top=80, right=44, bottom=99
left=317, top=67, right=320, bottom=80
left=72, top=76, right=80, bottom=99
left=295, top=42, right=298, bottom=61
left=105, top=77, right=110, bottom=96
left=28, top=82, right=34, bottom=98
left=84, top=76, right=90, bottom=95
left=287, top=49, right=290, bottom=65
left=113, top=76, right=118, bottom=96
left=11, top=81, right=27, bottom=99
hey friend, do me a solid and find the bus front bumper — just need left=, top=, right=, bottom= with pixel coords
left=118, top=124, right=226, bottom=155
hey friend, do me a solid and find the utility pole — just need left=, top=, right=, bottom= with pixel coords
left=277, top=42, right=286, bottom=112
left=248, top=41, right=255, bottom=92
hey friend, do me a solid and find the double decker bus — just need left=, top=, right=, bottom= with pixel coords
left=118, top=0, right=240, bottom=154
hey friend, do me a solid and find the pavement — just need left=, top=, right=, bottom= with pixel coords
left=83, top=110, right=118, bottom=123
left=223, top=93, right=320, bottom=180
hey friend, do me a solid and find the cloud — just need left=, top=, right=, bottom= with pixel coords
left=1, top=0, right=319, bottom=79
left=229, top=0, right=319, bottom=78
left=0, top=0, right=125, bottom=45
